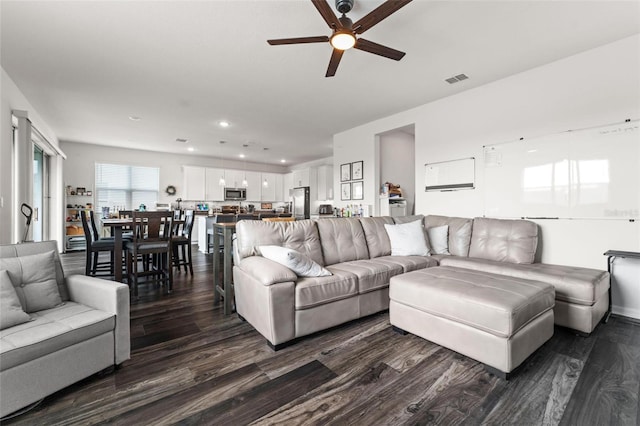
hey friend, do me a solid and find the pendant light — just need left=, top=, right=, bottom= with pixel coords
left=262, top=147, right=269, bottom=188
left=218, top=141, right=226, bottom=186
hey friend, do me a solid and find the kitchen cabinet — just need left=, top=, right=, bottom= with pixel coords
left=261, top=173, right=277, bottom=201
left=245, top=171, right=262, bottom=201
left=292, top=168, right=311, bottom=188
left=183, top=166, right=206, bottom=200
left=283, top=172, right=293, bottom=200
left=274, top=174, right=284, bottom=201
left=316, top=165, right=334, bottom=201
left=224, top=169, right=245, bottom=188
left=205, top=168, right=225, bottom=201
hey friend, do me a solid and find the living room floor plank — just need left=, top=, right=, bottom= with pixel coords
left=3, top=250, right=639, bottom=425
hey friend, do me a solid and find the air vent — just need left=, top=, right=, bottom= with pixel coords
left=445, top=73, right=469, bottom=84
left=176, top=138, right=188, bottom=143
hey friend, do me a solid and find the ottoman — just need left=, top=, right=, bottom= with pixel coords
left=390, top=266, right=555, bottom=379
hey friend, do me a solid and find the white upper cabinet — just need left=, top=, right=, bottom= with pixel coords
left=292, top=168, right=310, bottom=188
left=274, top=174, right=284, bottom=202
left=245, top=171, right=262, bottom=201
left=316, top=165, right=334, bottom=201
left=205, top=168, right=225, bottom=201
left=183, top=166, right=206, bottom=200
left=261, top=173, right=277, bottom=201
left=283, top=172, right=294, bottom=200
left=224, top=169, right=245, bottom=188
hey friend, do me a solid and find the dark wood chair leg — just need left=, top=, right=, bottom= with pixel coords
left=85, top=250, right=92, bottom=275
left=187, top=243, right=193, bottom=275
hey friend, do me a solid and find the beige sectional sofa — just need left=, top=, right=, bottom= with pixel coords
left=233, top=215, right=609, bottom=351
left=0, top=241, right=130, bottom=418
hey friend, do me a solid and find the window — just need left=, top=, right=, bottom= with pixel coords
left=95, top=163, right=159, bottom=212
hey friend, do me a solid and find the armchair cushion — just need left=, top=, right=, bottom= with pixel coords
left=0, top=270, right=31, bottom=330
left=0, top=250, right=62, bottom=313
left=0, top=302, right=115, bottom=371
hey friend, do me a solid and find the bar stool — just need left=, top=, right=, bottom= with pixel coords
left=172, top=210, right=195, bottom=275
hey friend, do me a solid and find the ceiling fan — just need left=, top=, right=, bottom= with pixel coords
left=267, top=0, right=412, bottom=77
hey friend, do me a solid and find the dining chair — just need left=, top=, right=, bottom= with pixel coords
left=172, top=210, right=195, bottom=275
left=125, top=210, right=173, bottom=297
left=80, top=210, right=115, bottom=277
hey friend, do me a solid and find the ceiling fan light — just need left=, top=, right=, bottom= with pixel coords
left=330, top=32, right=355, bottom=50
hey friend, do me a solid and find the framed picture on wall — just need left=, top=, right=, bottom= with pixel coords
left=352, top=161, right=363, bottom=180
left=341, top=183, right=351, bottom=200
left=340, top=163, right=351, bottom=182
left=352, top=181, right=363, bottom=200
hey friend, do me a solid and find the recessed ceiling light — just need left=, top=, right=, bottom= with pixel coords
left=129, top=116, right=141, bottom=121
left=239, top=153, right=246, bottom=158
left=187, top=147, right=195, bottom=152
left=219, top=121, right=230, bottom=128
left=280, top=159, right=286, bottom=163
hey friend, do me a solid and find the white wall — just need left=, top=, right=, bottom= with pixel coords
left=380, top=131, right=415, bottom=215
left=334, top=35, right=640, bottom=273
left=60, top=141, right=288, bottom=207
left=1, top=67, right=64, bottom=247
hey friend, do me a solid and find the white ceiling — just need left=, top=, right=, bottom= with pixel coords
left=2, top=1, right=639, bottom=166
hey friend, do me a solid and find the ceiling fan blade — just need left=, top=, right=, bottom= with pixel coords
left=354, top=38, right=406, bottom=61
left=352, top=0, right=412, bottom=35
left=268, top=36, right=329, bottom=45
left=311, top=0, right=341, bottom=29
left=326, top=48, right=344, bottom=77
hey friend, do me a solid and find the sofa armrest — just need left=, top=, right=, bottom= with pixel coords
left=65, top=274, right=131, bottom=365
left=236, top=256, right=297, bottom=286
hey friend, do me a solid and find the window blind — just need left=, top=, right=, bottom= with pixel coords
left=95, top=163, right=159, bottom=211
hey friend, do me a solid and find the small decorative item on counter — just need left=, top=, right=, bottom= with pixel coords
left=139, top=204, right=147, bottom=211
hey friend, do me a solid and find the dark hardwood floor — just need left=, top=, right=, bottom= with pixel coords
left=5, top=249, right=639, bottom=425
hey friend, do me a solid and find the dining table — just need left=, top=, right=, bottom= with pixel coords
left=101, top=217, right=183, bottom=283
left=212, top=222, right=236, bottom=315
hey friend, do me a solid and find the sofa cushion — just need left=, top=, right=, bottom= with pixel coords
left=0, top=270, right=31, bottom=330
left=316, top=218, right=369, bottom=266
left=259, top=245, right=331, bottom=277
left=374, top=255, right=438, bottom=273
left=295, top=269, right=358, bottom=310
left=359, top=216, right=394, bottom=258
left=330, top=259, right=404, bottom=294
left=439, top=256, right=608, bottom=306
left=0, top=250, right=62, bottom=313
left=0, top=302, right=115, bottom=371
left=235, top=220, right=325, bottom=266
left=384, top=220, right=430, bottom=256
left=469, top=217, right=538, bottom=264
left=425, top=215, right=473, bottom=257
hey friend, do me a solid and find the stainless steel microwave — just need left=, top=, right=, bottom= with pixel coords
left=224, top=187, right=246, bottom=201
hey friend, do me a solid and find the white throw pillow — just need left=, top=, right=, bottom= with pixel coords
left=0, top=269, right=31, bottom=330
left=259, top=245, right=332, bottom=277
left=427, top=225, right=450, bottom=255
left=384, top=220, right=430, bottom=256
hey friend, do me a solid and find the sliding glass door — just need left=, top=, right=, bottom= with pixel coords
left=32, top=144, right=50, bottom=242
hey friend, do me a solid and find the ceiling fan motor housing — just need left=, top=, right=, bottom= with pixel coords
left=335, top=0, right=354, bottom=14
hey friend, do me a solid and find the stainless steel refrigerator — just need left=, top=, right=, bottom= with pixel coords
left=292, top=186, right=310, bottom=220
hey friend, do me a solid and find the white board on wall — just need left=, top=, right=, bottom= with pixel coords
left=483, top=120, right=639, bottom=220
left=425, top=157, right=475, bottom=191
